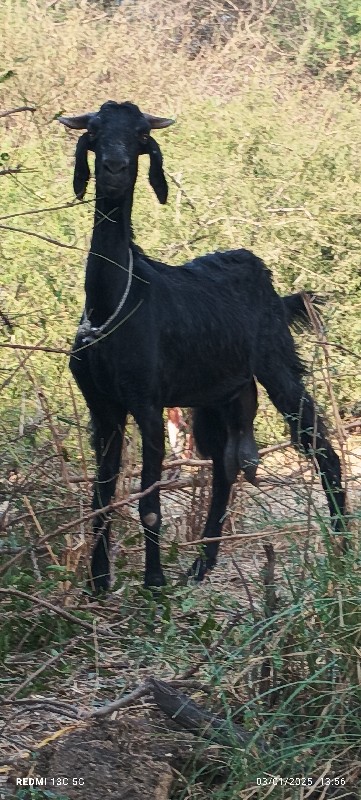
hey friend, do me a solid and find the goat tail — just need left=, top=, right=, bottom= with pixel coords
left=282, top=292, right=324, bottom=332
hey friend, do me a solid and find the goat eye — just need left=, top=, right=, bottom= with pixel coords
left=88, top=130, right=97, bottom=142
left=139, top=132, right=149, bottom=144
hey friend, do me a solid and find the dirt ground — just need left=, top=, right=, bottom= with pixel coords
left=1, top=437, right=360, bottom=799
left=3, top=705, right=230, bottom=800
left=4, top=716, right=190, bottom=799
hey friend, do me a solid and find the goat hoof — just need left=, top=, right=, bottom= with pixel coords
left=143, top=571, right=167, bottom=591
left=188, top=556, right=214, bottom=582
left=86, top=572, right=111, bottom=597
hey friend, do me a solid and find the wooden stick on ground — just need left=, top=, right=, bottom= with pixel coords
left=149, top=677, right=267, bottom=752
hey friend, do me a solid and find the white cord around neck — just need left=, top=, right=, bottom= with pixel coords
left=78, top=248, right=134, bottom=343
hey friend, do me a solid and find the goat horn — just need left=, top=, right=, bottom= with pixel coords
left=142, top=113, right=175, bottom=130
left=58, top=112, right=96, bottom=130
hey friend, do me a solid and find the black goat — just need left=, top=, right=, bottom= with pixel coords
left=59, top=101, right=346, bottom=592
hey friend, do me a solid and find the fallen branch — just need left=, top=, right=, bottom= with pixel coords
left=149, top=678, right=267, bottom=751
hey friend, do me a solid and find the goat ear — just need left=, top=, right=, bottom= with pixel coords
left=147, top=137, right=168, bottom=204
left=58, top=112, right=95, bottom=130
left=73, top=133, right=90, bottom=200
left=142, top=113, right=175, bottom=130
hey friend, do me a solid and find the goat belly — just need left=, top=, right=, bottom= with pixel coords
left=162, top=374, right=251, bottom=409
left=159, top=339, right=250, bottom=407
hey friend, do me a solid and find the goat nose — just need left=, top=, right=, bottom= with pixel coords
left=103, top=157, right=129, bottom=175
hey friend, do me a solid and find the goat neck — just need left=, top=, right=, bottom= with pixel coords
left=84, top=191, right=134, bottom=328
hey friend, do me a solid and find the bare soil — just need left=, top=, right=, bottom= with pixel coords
left=5, top=716, right=197, bottom=800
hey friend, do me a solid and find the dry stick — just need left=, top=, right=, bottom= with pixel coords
left=166, top=171, right=199, bottom=214
left=1, top=412, right=356, bottom=576
left=23, top=496, right=60, bottom=567
left=314, top=339, right=361, bottom=361
left=68, top=439, right=294, bottom=484
left=0, top=197, right=94, bottom=221
left=67, top=411, right=359, bottom=486
left=0, top=223, right=82, bottom=250
left=0, top=588, right=100, bottom=634
left=0, top=309, right=14, bottom=332
left=0, top=106, right=36, bottom=118
left=0, top=342, right=71, bottom=356
left=230, top=555, right=269, bottom=699
left=81, top=677, right=228, bottom=723
left=37, top=389, right=73, bottom=492
left=82, top=682, right=151, bottom=719
left=0, top=492, right=311, bottom=580
left=0, top=338, right=47, bottom=391
left=4, top=640, right=76, bottom=702
left=16, top=359, right=73, bottom=492
left=1, top=697, right=81, bottom=714
left=0, top=167, right=26, bottom=177
left=150, top=678, right=267, bottom=751
left=230, top=557, right=257, bottom=622
left=259, top=544, right=277, bottom=698
left=303, top=295, right=349, bottom=525
left=0, top=482, right=168, bottom=577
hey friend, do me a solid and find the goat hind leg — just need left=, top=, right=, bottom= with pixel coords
left=259, top=373, right=346, bottom=539
left=136, top=407, right=166, bottom=590
left=190, top=407, right=232, bottom=581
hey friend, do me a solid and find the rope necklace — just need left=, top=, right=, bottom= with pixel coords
left=77, top=247, right=134, bottom=344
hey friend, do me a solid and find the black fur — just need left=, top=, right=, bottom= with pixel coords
left=147, top=137, right=168, bottom=204
left=73, top=133, right=91, bottom=200
left=59, top=101, right=346, bottom=594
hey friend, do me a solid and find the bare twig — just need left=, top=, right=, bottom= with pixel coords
left=0, top=342, right=70, bottom=356
left=0, top=198, right=94, bottom=221
left=0, top=106, right=36, bottom=118
left=4, top=640, right=76, bottom=701
left=0, top=696, right=80, bottom=714
left=0, top=167, right=25, bottom=177
left=0, top=338, right=47, bottom=390
left=0, top=587, right=99, bottom=633
left=231, top=557, right=257, bottom=621
left=0, top=223, right=82, bottom=250
left=83, top=682, right=151, bottom=718
left=0, top=309, right=14, bottom=332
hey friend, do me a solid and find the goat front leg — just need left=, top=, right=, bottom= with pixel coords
left=89, top=406, right=126, bottom=594
left=135, top=406, right=166, bottom=590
